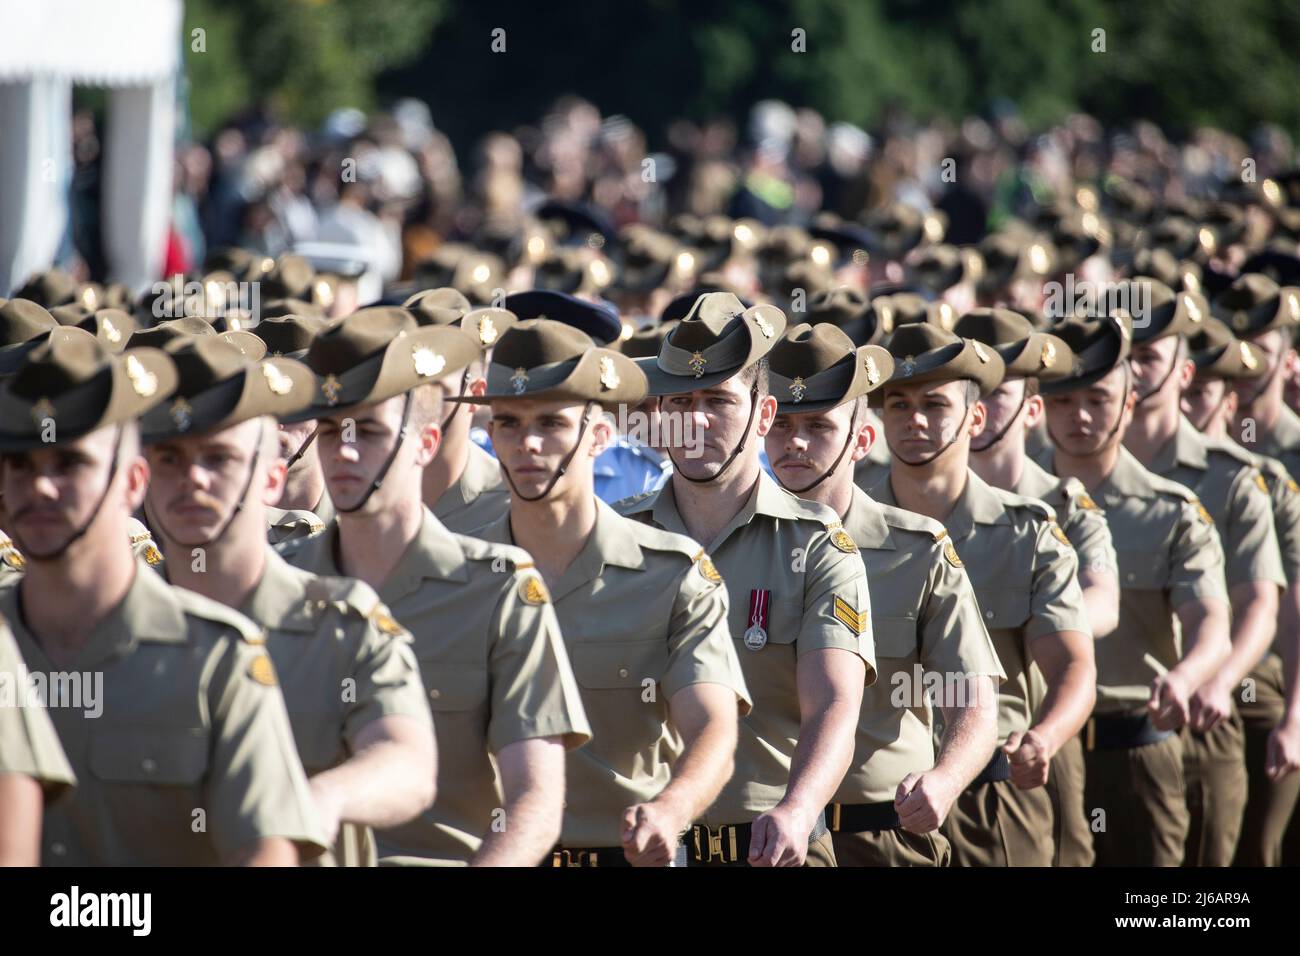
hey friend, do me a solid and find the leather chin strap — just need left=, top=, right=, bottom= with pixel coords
left=15, top=426, right=123, bottom=562
left=1045, top=365, right=1131, bottom=455
left=893, top=401, right=973, bottom=468
left=971, top=391, right=1027, bottom=454
left=775, top=405, right=860, bottom=495
left=1135, top=349, right=1182, bottom=406
left=284, top=426, right=318, bottom=471
left=439, top=367, right=473, bottom=434
left=499, top=401, right=595, bottom=503
left=335, top=392, right=414, bottom=515
left=150, top=420, right=266, bottom=551
left=670, top=384, right=761, bottom=484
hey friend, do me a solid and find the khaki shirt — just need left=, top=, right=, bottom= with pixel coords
left=1145, top=417, right=1285, bottom=590
left=872, top=469, right=1088, bottom=742
left=266, top=506, right=327, bottom=547
left=434, top=442, right=511, bottom=535
left=1, top=562, right=327, bottom=865
left=0, top=620, right=76, bottom=799
left=1255, top=402, right=1300, bottom=482
left=1015, top=457, right=1118, bottom=582
left=836, top=485, right=1003, bottom=805
left=1250, top=453, right=1300, bottom=586
left=616, top=471, right=874, bottom=825
left=0, top=522, right=164, bottom=580
left=232, top=547, right=432, bottom=865
left=277, top=508, right=590, bottom=864
left=477, top=498, right=752, bottom=846
left=1043, top=446, right=1228, bottom=713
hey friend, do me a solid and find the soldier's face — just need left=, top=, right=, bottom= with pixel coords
left=971, top=377, right=1039, bottom=453
left=489, top=398, right=609, bottom=499
left=1, top=425, right=145, bottom=557
left=767, top=403, right=870, bottom=487
left=659, top=375, right=777, bottom=479
left=1043, top=366, right=1133, bottom=457
left=1233, top=330, right=1292, bottom=414
left=880, top=378, right=983, bottom=466
left=145, top=419, right=275, bottom=547
left=1182, top=376, right=1232, bottom=432
left=316, top=394, right=431, bottom=513
left=1129, top=336, right=1189, bottom=405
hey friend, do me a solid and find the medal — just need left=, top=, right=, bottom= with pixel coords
left=744, top=589, right=770, bottom=650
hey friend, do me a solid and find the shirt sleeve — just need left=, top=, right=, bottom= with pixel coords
left=205, top=635, right=329, bottom=862
left=486, top=569, right=592, bottom=754
left=1168, top=500, right=1230, bottom=610
left=1064, top=504, right=1119, bottom=586
left=660, top=556, right=752, bottom=714
left=0, top=629, right=76, bottom=799
left=341, top=609, right=435, bottom=750
left=1268, top=475, right=1300, bottom=585
left=918, top=541, right=1006, bottom=681
left=1026, top=519, right=1091, bottom=641
left=1222, top=469, right=1287, bottom=589
left=796, top=526, right=876, bottom=685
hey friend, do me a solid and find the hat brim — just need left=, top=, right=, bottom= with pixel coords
left=774, top=345, right=894, bottom=414
left=141, top=358, right=315, bottom=444
left=636, top=304, right=787, bottom=396
left=452, top=348, right=647, bottom=407
left=869, top=340, right=1005, bottom=407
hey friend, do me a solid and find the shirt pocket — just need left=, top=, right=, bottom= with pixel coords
left=90, top=727, right=209, bottom=785
left=418, top=662, right=489, bottom=714
left=868, top=617, right=920, bottom=712
left=570, top=639, right=668, bottom=691
left=1114, top=547, right=1170, bottom=592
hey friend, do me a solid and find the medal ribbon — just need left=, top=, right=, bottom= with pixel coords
left=748, top=589, right=769, bottom=631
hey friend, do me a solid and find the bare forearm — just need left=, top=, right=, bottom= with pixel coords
left=777, top=700, right=859, bottom=824
left=0, top=775, right=42, bottom=866
left=311, top=739, right=435, bottom=830
left=471, top=786, right=562, bottom=867
left=653, top=720, right=735, bottom=826
left=934, top=678, right=997, bottom=789
left=226, top=837, right=298, bottom=867
left=1030, top=660, right=1096, bottom=756
left=1173, top=603, right=1231, bottom=689
left=1081, top=581, right=1119, bottom=639
left=1281, top=587, right=1300, bottom=722
left=1218, top=587, right=1280, bottom=690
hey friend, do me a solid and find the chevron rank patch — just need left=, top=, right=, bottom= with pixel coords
left=832, top=596, right=864, bottom=635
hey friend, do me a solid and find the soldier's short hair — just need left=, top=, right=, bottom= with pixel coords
left=737, top=357, right=770, bottom=397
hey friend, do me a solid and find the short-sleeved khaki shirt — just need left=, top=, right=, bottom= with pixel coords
left=477, top=498, right=751, bottom=846
left=872, top=469, right=1088, bottom=742
left=277, top=507, right=590, bottom=864
left=1144, top=417, right=1285, bottom=590
left=434, top=442, right=511, bottom=534
left=836, top=485, right=1003, bottom=805
left=616, top=471, right=874, bottom=825
left=1, top=562, right=327, bottom=865
left=1015, top=457, right=1118, bottom=581
left=1254, top=402, right=1300, bottom=482
left=0, top=619, right=76, bottom=799
left=231, top=547, right=432, bottom=865
left=1043, top=446, right=1229, bottom=713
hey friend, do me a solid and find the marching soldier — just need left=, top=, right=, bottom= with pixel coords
left=139, top=335, right=436, bottom=866
left=765, top=323, right=1003, bottom=866
left=866, top=323, right=1094, bottom=866
left=958, top=308, right=1120, bottom=867
left=464, top=319, right=751, bottom=866
left=0, top=327, right=326, bottom=864
left=276, top=307, right=591, bottom=866
left=1038, top=312, right=1231, bottom=866
left=0, top=618, right=76, bottom=866
left=1120, top=279, right=1284, bottom=866
left=615, top=291, right=875, bottom=867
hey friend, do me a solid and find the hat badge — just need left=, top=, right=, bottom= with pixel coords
left=31, top=397, right=55, bottom=426
left=412, top=346, right=446, bottom=378
left=261, top=363, right=294, bottom=396
left=688, top=351, right=708, bottom=378
left=972, top=341, right=990, bottom=363
left=1183, top=295, right=1202, bottom=323
left=1288, top=293, right=1299, bottom=322
left=938, top=303, right=955, bottom=330
left=477, top=315, right=498, bottom=346
left=599, top=356, right=620, bottom=391
left=511, top=367, right=530, bottom=395
left=1041, top=340, right=1056, bottom=369
left=321, top=374, right=342, bottom=406
left=1240, top=341, right=1258, bottom=370
left=170, top=397, right=194, bottom=432
left=864, top=355, right=880, bottom=386
left=899, top=354, right=916, bottom=376
left=102, top=317, right=122, bottom=344
left=125, top=354, right=158, bottom=398
left=1233, top=312, right=1250, bottom=332
left=754, top=313, right=775, bottom=338
left=789, top=376, right=807, bottom=402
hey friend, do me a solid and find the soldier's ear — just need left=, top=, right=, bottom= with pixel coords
left=851, top=420, right=876, bottom=463
left=123, top=456, right=150, bottom=512
left=262, top=459, right=288, bottom=506
left=755, top=394, right=779, bottom=437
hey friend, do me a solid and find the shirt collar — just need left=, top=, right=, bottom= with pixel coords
left=873, top=467, right=1004, bottom=541
left=382, top=508, right=471, bottom=600
left=1148, top=415, right=1208, bottom=475
left=845, top=485, right=895, bottom=550
left=1097, top=445, right=1158, bottom=499
left=242, top=547, right=318, bottom=633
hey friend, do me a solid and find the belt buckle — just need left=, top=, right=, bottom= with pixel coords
left=552, top=849, right=594, bottom=867
left=694, top=824, right=739, bottom=864
left=1085, top=717, right=1096, bottom=752
left=827, top=803, right=842, bottom=833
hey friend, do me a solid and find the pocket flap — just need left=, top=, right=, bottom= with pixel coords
left=421, top=665, right=488, bottom=711
left=1115, top=549, right=1169, bottom=590
left=570, top=640, right=667, bottom=690
left=872, top=616, right=919, bottom=659
left=90, top=728, right=208, bottom=785
left=973, top=588, right=1032, bottom=631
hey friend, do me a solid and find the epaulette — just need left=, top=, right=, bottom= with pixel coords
left=302, top=574, right=384, bottom=621
left=611, top=487, right=660, bottom=514
left=876, top=502, right=946, bottom=539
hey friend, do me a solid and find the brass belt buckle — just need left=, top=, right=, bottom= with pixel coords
left=828, top=803, right=842, bottom=833
left=1085, top=717, right=1096, bottom=752
left=552, top=849, right=594, bottom=867
left=694, top=824, right=739, bottom=864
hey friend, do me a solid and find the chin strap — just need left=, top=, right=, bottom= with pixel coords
left=499, top=401, right=595, bottom=502
left=892, top=401, right=972, bottom=468
left=16, top=426, right=123, bottom=562
left=971, top=391, right=1027, bottom=454
left=775, top=405, right=861, bottom=495
left=671, top=384, right=761, bottom=484
left=150, top=420, right=266, bottom=550
left=439, top=367, right=473, bottom=433
left=335, top=393, right=413, bottom=514
left=1135, top=349, right=1181, bottom=405
left=284, top=426, right=318, bottom=471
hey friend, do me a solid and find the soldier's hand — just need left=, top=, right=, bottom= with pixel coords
left=1266, top=717, right=1300, bottom=781
left=1003, top=729, right=1050, bottom=789
left=894, top=770, right=956, bottom=833
left=621, top=803, right=680, bottom=867
left=308, top=777, right=344, bottom=846
left=1188, top=679, right=1233, bottom=734
left=1148, top=672, right=1192, bottom=731
left=747, top=807, right=807, bottom=867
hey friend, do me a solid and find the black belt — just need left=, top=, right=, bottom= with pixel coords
left=1084, top=711, right=1173, bottom=751
left=548, top=844, right=689, bottom=867
left=969, top=750, right=1011, bottom=788
left=825, top=801, right=900, bottom=833
left=686, top=815, right=829, bottom=865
